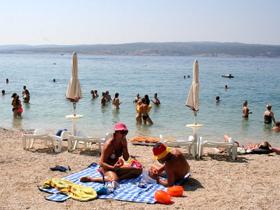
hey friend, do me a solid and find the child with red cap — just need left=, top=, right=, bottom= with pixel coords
left=149, top=142, right=190, bottom=187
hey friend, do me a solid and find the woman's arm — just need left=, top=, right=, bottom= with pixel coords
left=122, top=138, right=129, bottom=161
left=272, top=113, right=276, bottom=124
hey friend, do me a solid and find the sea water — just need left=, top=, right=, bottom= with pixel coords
left=0, top=53, right=279, bottom=146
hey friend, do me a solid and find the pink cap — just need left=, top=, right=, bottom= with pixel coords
left=114, top=122, right=128, bottom=131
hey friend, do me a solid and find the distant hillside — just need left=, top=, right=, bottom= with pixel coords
left=1, top=42, right=280, bottom=57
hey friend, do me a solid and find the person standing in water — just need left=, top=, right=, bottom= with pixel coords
left=140, top=98, right=153, bottom=125
left=264, top=104, right=276, bottom=125
left=22, top=85, right=30, bottom=103
left=11, top=93, right=23, bottom=118
left=133, top=93, right=141, bottom=103
left=112, top=92, right=121, bottom=109
left=242, top=100, right=251, bottom=118
left=152, top=93, right=160, bottom=105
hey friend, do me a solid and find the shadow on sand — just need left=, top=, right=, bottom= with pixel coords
left=183, top=177, right=204, bottom=191
left=201, top=153, right=249, bottom=163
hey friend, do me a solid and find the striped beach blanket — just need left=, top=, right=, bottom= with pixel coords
left=40, top=163, right=166, bottom=203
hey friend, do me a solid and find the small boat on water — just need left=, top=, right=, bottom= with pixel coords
left=221, top=74, right=234, bottom=78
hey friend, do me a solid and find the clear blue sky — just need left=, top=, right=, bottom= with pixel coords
left=1, top=0, right=280, bottom=45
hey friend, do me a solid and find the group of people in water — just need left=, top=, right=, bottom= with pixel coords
left=91, top=90, right=121, bottom=109
left=80, top=122, right=190, bottom=187
left=90, top=89, right=161, bottom=125
left=3, top=77, right=279, bottom=133
left=242, top=101, right=280, bottom=132
left=9, top=85, right=30, bottom=118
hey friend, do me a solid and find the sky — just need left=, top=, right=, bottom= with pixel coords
left=1, top=0, right=280, bottom=45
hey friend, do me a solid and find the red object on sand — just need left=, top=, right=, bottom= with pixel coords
left=154, top=190, right=172, bottom=204
left=167, top=186, right=184, bottom=197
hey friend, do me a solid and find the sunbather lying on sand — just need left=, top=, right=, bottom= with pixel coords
left=148, top=143, right=190, bottom=187
left=80, top=122, right=142, bottom=184
left=224, top=135, right=280, bottom=155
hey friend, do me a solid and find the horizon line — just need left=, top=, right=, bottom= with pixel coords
left=1, top=41, right=280, bottom=47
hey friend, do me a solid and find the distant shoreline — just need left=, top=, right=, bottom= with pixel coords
left=1, top=42, right=280, bottom=57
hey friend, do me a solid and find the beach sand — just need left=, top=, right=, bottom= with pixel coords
left=0, top=128, right=280, bottom=210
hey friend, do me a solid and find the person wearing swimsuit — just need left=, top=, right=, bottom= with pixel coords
left=242, top=100, right=250, bottom=118
left=112, top=92, right=121, bottom=109
left=152, top=93, right=160, bottom=105
left=140, top=98, right=153, bottom=125
left=264, top=104, right=276, bottom=125
left=80, top=122, right=142, bottom=183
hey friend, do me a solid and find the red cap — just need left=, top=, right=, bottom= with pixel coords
left=153, top=143, right=171, bottom=160
left=114, top=122, right=128, bottom=131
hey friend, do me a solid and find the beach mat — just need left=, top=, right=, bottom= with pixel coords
left=40, top=163, right=166, bottom=203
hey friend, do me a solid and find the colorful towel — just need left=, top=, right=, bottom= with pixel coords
left=40, top=163, right=166, bottom=203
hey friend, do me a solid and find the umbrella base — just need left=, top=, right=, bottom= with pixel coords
left=186, top=123, right=203, bottom=128
left=65, top=114, right=83, bottom=119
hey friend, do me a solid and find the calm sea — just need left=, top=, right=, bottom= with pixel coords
left=0, top=53, right=279, bottom=146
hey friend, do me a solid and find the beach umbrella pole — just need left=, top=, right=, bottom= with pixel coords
left=193, top=111, right=197, bottom=125
left=72, top=118, right=77, bottom=136
left=73, top=102, right=77, bottom=116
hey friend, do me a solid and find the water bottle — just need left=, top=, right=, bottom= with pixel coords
left=138, top=170, right=156, bottom=188
left=106, top=181, right=119, bottom=193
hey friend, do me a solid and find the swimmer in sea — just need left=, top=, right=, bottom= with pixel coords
left=152, top=93, right=160, bottom=105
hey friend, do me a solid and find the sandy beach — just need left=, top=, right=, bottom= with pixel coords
left=0, top=127, right=280, bottom=210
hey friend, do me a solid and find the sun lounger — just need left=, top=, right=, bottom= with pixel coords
left=23, top=129, right=64, bottom=153
left=67, top=132, right=107, bottom=153
left=49, top=130, right=71, bottom=152
left=198, top=137, right=237, bottom=160
left=162, top=135, right=199, bottom=157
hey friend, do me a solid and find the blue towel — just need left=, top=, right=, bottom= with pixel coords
left=40, top=163, right=166, bottom=203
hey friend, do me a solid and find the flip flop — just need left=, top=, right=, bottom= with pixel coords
left=50, top=165, right=71, bottom=172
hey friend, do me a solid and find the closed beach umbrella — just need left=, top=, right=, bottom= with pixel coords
left=186, top=60, right=199, bottom=116
left=66, top=52, right=82, bottom=115
left=186, top=60, right=201, bottom=158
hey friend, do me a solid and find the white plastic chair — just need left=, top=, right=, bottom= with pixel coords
left=162, top=135, right=199, bottom=157
left=49, top=130, right=71, bottom=153
left=198, top=137, right=237, bottom=160
left=67, top=132, right=108, bottom=154
left=23, top=129, right=64, bottom=153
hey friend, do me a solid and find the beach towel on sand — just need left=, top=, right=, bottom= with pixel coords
left=43, top=178, right=97, bottom=201
left=40, top=163, right=166, bottom=203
